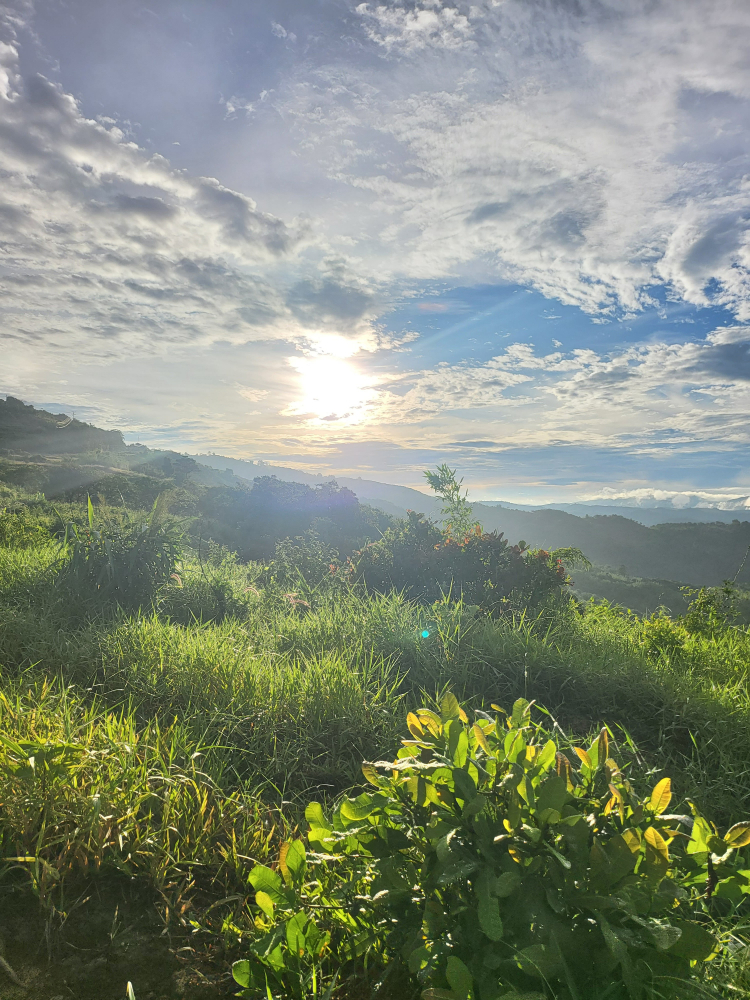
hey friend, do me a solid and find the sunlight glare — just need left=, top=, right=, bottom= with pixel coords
left=286, top=355, right=375, bottom=424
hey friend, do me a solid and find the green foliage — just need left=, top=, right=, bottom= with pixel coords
left=0, top=676, right=276, bottom=911
left=196, top=475, right=391, bottom=562
left=640, top=611, right=689, bottom=659
left=55, top=494, right=182, bottom=610
left=0, top=500, right=51, bottom=547
left=6, top=495, right=750, bottom=994
left=232, top=839, right=342, bottom=1000
left=260, top=531, right=347, bottom=592
left=352, top=511, right=570, bottom=612
left=425, top=464, right=480, bottom=538
left=244, top=695, right=749, bottom=1000
left=680, top=582, right=749, bottom=638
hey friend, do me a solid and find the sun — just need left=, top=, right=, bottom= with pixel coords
left=286, top=355, right=375, bottom=424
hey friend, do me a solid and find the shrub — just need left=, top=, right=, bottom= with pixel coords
left=55, top=494, right=182, bottom=611
left=351, top=511, right=570, bottom=612
left=640, top=611, right=689, bottom=659
left=679, top=582, right=750, bottom=638
left=234, top=694, right=750, bottom=1000
left=0, top=501, right=51, bottom=548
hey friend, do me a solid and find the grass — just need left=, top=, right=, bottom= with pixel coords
left=3, top=512, right=750, bottom=996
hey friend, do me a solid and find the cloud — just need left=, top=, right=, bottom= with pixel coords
left=0, top=34, right=396, bottom=365
left=272, top=0, right=750, bottom=317
left=360, top=325, right=750, bottom=454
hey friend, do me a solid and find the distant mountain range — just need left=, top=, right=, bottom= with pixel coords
left=3, top=397, right=750, bottom=592
left=196, top=454, right=750, bottom=528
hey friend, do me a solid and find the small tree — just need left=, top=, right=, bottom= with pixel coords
left=424, top=464, right=480, bottom=538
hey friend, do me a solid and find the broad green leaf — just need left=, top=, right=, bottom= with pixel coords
left=493, top=870, right=522, bottom=897
left=504, top=729, right=525, bottom=763
left=687, top=816, right=713, bottom=855
left=452, top=767, right=477, bottom=802
left=536, top=739, right=556, bottom=773
left=307, top=825, right=334, bottom=848
left=286, top=912, right=308, bottom=958
left=477, top=894, right=504, bottom=940
left=248, top=864, right=286, bottom=903
left=446, top=956, right=473, bottom=999
left=362, top=764, right=381, bottom=786
left=284, top=839, right=306, bottom=878
left=518, top=944, right=562, bottom=979
left=305, top=801, right=326, bottom=826
left=436, top=856, right=479, bottom=886
left=409, top=945, right=431, bottom=974
left=232, top=960, right=251, bottom=987
left=668, top=920, right=717, bottom=961
left=645, top=921, right=682, bottom=952
left=449, top=726, right=469, bottom=768
left=573, top=747, right=592, bottom=770
left=440, top=692, right=461, bottom=721
left=644, top=826, right=669, bottom=861
left=649, top=777, right=672, bottom=815
left=339, top=793, right=375, bottom=822
left=254, top=890, right=275, bottom=920
left=436, top=829, right=458, bottom=862
left=725, top=822, right=750, bottom=849
left=535, top=775, right=570, bottom=816
left=511, top=698, right=531, bottom=728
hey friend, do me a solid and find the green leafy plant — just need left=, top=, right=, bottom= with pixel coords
left=232, top=840, right=344, bottom=1000
left=351, top=511, right=570, bottom=612
left=55, top=493, right=182, bottom=610
left=640, top=611, right=689, bottom=659
left=241, top=695, right=750, bottom=1000
left=424, top=464, right=480, bottom=539
left=679, top=582, right=747, bottom=638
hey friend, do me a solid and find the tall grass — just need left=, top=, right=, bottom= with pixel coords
left=4, top=533, right=750, bottom=994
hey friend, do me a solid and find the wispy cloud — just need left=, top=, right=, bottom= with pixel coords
left=363, top=326, right=750, bottom=453
left=276, top=0, right=750, bottom=316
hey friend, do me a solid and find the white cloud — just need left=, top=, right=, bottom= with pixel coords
left=359, top=325, right=750, bottom=453
left=274, top=0, right=750, bottom=317
left=0, top=35, right=394, bottom=368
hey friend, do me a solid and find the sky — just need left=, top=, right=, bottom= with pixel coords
left=1, top=0, right=750, bottom=503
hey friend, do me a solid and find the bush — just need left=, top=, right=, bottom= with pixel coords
left=0, top=500, right=51, bottom=547
left=640, top=611, right=689, bottom=659
left=351, top=511, right=570, bottom=612
left=680, top=583, right=750, bottom=638
left=55, top=494, right=182, bottom=611
left=234, top=694, right=750, bottom=1000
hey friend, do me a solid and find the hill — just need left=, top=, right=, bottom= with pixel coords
left=0, top=395, right=124, bottom=454
left=4, top=399, right=750, bottom=596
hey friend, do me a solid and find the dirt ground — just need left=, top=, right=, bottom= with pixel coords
left=0, top=883, right=230, bottom=1000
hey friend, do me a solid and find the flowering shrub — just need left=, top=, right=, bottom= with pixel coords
left=350, top=511, right=570, bottom=612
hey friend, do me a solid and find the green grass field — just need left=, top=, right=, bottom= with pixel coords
left=2, top=496, right=750, bottom=998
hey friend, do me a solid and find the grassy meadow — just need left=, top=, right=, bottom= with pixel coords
left=2, top=489, right=750, bottom=998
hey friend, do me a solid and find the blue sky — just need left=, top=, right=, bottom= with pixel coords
left=1, top=0, right=750, bottom=503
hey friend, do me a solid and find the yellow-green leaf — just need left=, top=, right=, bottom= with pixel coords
left=305, top=801, right=326, bottom=826
left=362, top=763, right=381, bottom=786
left=254, top=889, right=275, bottom=920
left=440, top=692, right=461, bottom=721
left=644, top=826, right=669, bottom=861
left=472, top=724, right=490, bottom=754
left=407, top=712, right=425, bottom=738
left=725, top=822, right=750, bottom=849
left=649, top=777, right=672, bottom=815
